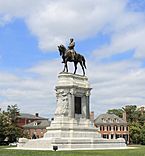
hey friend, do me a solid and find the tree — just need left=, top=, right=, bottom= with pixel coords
left=107, top=109, right=123, bottom=118
left=122, top=105, right=140, bottom=123
left=129, top=122, right=141, bottom=144
left=7, top=104, right=19, bottom=123
left=138, top=114, right=145, bottom=126
left=6, top=123, right=23, bottom=143
left=0, top=105, right=24, bottom=143
left=107, top=105, right=145, bottom=145
left=0, top=112, right=11, bottom=142
left=140, top=124, right=145, bottom=145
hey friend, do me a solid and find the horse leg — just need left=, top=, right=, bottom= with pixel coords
left=62, top=58, right=68, bottom=73
left=66, top=62, right=68, bottom=72
left=74, top=62, right=77, bottom=74
left=80, top=61, right=85, bottom=76
left=63, top=64, right=65, bottom=72
left=63, top=61, right=66, bottom=72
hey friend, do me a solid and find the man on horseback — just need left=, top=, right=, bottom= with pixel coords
left=62, top=38, right=76, bottom=63
left=58, top=40, right=87, bottom=75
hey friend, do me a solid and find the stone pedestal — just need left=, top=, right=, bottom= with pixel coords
left=47, top=72, right=92, bottom=128
left=18, top=72, right=126, bottom=150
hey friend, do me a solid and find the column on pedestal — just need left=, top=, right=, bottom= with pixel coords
left=86, top=93, right=90, bottom=119
left=68, top=89, right=75, bottom=118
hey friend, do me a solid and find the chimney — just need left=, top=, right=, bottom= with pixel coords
left=90, top=111, right=94, bottom=121
left=35, top=113, right=39, bottom=117
left=122, top=111, right=126, bottom=121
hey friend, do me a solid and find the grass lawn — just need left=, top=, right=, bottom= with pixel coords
left=0, top=145, right=145, bottom=156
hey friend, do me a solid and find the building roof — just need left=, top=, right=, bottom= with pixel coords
left=23, top=119, right=51, bottom=129
left=94, top=113, right=127, bottom=125
left=17, top=113, right=47, bottom=120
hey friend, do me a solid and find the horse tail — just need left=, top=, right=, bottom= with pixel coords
left=82, top=56, right=87, bottom=69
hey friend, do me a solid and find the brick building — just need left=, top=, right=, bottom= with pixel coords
left=23, top=119, right=51, bottom=138
left=94, top=113, right=129, bottom=144
left=16, top=113, right=50, bottom=138
left=16, top=113, right=47, bottom=128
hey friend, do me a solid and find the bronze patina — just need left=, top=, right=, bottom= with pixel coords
left=58, top=39, right=86, bottom=75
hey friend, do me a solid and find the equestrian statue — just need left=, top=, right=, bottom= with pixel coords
left=58, top=38, right=87, bottom=75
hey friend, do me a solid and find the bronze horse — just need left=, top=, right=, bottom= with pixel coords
left=58, top=44, right=86, bottom=75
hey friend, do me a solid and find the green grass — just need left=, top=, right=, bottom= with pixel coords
left=0, top=146, right=145, bottom=156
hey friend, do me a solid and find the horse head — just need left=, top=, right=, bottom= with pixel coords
left=58, top=44, right=66, bottom=56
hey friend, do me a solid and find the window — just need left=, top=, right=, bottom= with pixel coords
left=108, top=118, right=113, bottom=123
left=102, top=118, right=106, bottom=123
left=121, top=125, right=124, bottom=131
left=116, top=134, right=120, bottom=139
left=75, top=97, right=82, bottom=114
left=111, top=134, right=114, bottom=139
left=102, top=134, right=109, bottom=139
left=126, top=126, right=129, bottom=131
left=107, top=126, right=111, bottom=131
left=34, top=122, right=37, bottom=126
left=114, top=118, right=119, bottom=123
left=100, top=125, right=104, bottom=131
left=114, top=125, right=118, bottom=131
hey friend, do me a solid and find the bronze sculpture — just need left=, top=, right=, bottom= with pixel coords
left=67, top=38, right=76, bottom=61
left=62, top=38, right=76, bottom=63
left=58, top=41, right=87, bottom=75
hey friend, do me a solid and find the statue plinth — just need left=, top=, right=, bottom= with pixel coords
left=44, top=72, right=96, bottom=139
left=54, top=72, right=91, bottom=119
left=18, top=72, right=126, bottom=150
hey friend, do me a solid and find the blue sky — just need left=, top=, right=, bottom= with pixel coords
left=0, top=19, right=53, bottom=70
left=0, top=0, right=145, bottom=118
left=0, top=19, right=111, bottom=70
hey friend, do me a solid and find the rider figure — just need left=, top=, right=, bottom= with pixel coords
left=68, top=38, right=76, bottom=61
left=61, top=38, right=76, bottom=63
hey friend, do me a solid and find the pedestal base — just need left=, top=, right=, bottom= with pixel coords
left=18, top=117, right=126, bottom=150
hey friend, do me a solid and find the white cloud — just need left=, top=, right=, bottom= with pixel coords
left=0, top=59, right=145, bottom=118
left=0, top=66, right=57, bottom=117
left=92, top=2, right=145, bottom=59
left=0, top=0, right=145, bottom=58
left=0, top=0, right=144, bottom=59
left=94, top=23, right=145, bottom=59
left=0, top=0, right=133, bottom=51
left=87, top=60, right=145, bottom=115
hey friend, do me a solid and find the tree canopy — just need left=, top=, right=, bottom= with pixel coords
left=107, top=105, right=145, bottom=144
left=0, top=104, right=24, bottom=143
